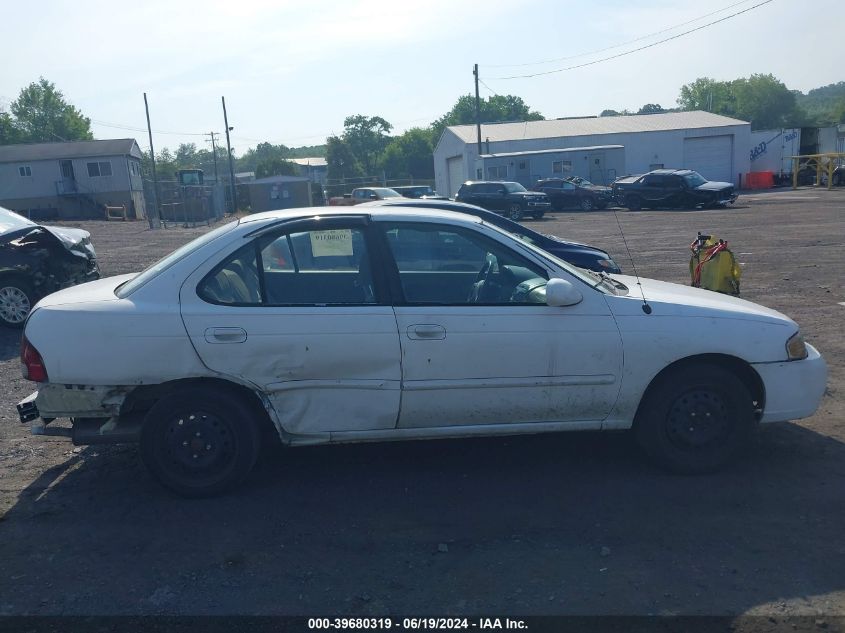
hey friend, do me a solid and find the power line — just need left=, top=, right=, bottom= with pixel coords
left=486, top=0, right=773, bottom=80
left=90, top=118, right=213, bottom=136
left=483, top=0, right=759, bottom=69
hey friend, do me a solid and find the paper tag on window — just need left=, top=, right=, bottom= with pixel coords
left=311, top=229, right=353, bottom=257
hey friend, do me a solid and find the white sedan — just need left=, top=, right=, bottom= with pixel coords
left=17, top=208, right=827, bottom=496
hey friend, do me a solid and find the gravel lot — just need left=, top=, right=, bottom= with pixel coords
left=0, top=189, right=842, bottom=617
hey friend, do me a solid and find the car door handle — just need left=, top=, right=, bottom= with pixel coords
left=406, top=324, right=446, bottom=340
left=204, top=327, right=247, bottom=343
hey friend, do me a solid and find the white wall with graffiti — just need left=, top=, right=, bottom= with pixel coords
left=749, top=128, right=801, bottom=175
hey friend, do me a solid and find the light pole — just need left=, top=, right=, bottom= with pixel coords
left=222, top=97, right=237, bottom=214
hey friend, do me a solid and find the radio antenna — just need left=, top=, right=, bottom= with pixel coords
left=611, top=207, right=652, bottom=314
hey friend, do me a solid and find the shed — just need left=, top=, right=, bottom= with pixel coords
left=242, top=175, right=312, bottom=213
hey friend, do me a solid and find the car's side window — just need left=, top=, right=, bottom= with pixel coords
left=259, top=228, right=376, bottom=305
left=197, top=243, right=263, bottom=305
left=382, top=223, right=548, bottom=306
left=561, top=182, right=577, bottom=190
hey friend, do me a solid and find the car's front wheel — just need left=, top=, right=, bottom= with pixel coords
left=507, top=204, right=523, bottom=221
left=635, top=364, right=756, bottom=474
left=0, top=278, right=35, bottom=329
left=625, top=195, right=642, bottom=211
left=580, top=197, right=594, bottom=211
left=140, top=387, right=261, bottom=497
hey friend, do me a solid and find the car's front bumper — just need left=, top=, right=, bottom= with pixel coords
left=752, top=343, right=828, bottom=423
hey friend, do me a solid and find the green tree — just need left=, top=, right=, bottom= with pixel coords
left=9, top=78, right=93, bottom=143
left=325, top=135, right=363, bottom=181
left=175, top=142, right=199, bottom=167
left=255, top=157, right=299, bottom=179
left=380, top=127, right=435, bottom=179
left=678, top=74, right=804, bottom=129
left=342, top=115, right=393, bottom=175
left=730, top=74, right=803, bottom=129
left=0, top=110, right=21, bottom=144
left=677, top=77, right=736, bottom=114
left=599, top=109, right=622, bottom=117
left=238, top=141, right=292, bottom=173
left=432, top=94, right=544, bottom=141
left=637, top=103, right=665, bottom=114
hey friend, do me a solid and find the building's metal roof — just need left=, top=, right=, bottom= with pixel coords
left=480, top=145, right=624, bottom=159
left=447, top=111, right=749, bottom=144
left=0, top=138, right=140, bottom=163
left=290, top=157, right=327, bottom=167
left=250, top=175, right=311, bottom=184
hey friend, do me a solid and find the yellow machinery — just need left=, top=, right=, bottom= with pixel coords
left=690, top=233, right=741, bottom=296
left=790, top=153, right=845, bottom=190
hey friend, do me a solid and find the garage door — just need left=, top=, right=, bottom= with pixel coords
left=683, top=135, right=734, bottom=184
left=447, top=156, right=465, bottom=197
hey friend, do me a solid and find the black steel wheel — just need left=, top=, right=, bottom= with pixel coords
left=625, top=195, right=642, bottom=211
left=507, top=204, right=523, bottom=221
left=635, top=364, right=756, bottom=474
left=140, top=387, right=261, bottom=497
left=0, top=278, right=34, bottom=328
left=580, top=197, right=594, bottom=211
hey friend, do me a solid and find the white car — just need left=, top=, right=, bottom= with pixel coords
left=17, top=208, right=827, bottom=496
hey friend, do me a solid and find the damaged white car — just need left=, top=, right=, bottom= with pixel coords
left=17, top=208, right=827, bottom=496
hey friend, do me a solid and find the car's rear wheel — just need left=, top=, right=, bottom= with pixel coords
left=0, top=279, right=34, bottom=329
left=635, top=364, right=756, bottom=474
left=140, top=387, right=261, bottom=497
left=580, top=197, right=594, bottom=211
left=507, top=204, right=523, bottom=221
left=625, top=195, right=642, bottom=211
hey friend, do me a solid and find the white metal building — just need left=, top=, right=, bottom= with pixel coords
left=434, top=111, right=751, bottom=197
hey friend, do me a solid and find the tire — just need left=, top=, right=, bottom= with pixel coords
left=625, top=195, right=642, bottom=211
left=0, top=278, right=35, bottom=329
left=507, top=204, right=523, bottom=221
left=580, top=197, right=594, bottom=211
left=140, top=386, right=261, bottom=497
left=635, top=364, right=756, bottom=474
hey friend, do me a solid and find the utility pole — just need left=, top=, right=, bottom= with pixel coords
left=221, top=96, right=237, bottom=214
left=473, top=64, right=482, bottom=157
left=143, top=93, right=161, bottom=229
left=205, top=131, right=220, bottom=184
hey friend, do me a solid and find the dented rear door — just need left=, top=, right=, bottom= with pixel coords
left=179, top=219, right=402, bottom=437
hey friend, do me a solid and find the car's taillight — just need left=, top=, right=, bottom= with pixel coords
left=20, top=336, right=48, bottom=382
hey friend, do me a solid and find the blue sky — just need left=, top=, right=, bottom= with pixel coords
left=0, top=0, right=840, bottom=154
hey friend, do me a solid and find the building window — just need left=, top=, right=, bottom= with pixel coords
left=518, top=161, right=526, bottom=170
left=18, top=165, right=32, bottom=177
left=476, top=168, right=483, bottom=179
left=552, top=160, right=572, bottom=174
left=87, top=161, right=113, bottom=177
left=487, top=165, right=507, bottom=179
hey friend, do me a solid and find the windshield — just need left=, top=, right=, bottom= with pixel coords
left=116, top=220, right=238, bottom=297
left=0, top=207, right=37, bottom=234
left=375, top=188, right=402, bottom=198
left=503, top=183, right=527, bottom=193
left=682, top=172, right=707, bottom=187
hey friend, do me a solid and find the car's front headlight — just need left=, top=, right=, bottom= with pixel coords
left=786, top=331, right=809, bottom=361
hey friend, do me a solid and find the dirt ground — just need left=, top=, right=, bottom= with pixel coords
left=0, top=188, right=842, bottom=617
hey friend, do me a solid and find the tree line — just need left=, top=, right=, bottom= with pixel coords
left=2, top=75, right=843, bottom=185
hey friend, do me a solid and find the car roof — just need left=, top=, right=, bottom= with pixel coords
left=238, top=205, right=485, bottom=227
left=460, top=180, right=518, bottom=185
left=649, top=168, right=695, bottom=176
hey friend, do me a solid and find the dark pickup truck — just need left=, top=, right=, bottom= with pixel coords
left=612, top=169, right=738, bottom=210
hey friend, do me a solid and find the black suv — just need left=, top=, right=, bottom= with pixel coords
left=455, top=181, right=550, bottom=221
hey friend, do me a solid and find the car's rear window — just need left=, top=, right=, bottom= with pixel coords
left=115, top=221, right=238, bottom=297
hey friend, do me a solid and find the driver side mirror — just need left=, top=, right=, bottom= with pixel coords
left=546, top=278, right=582, bottom=307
